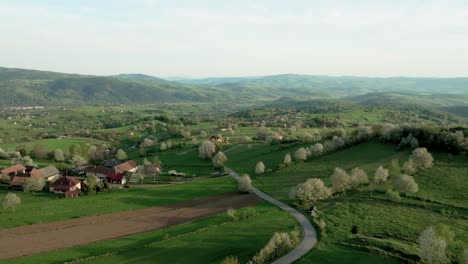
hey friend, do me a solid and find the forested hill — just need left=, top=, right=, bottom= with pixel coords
left=1, top=66, right=468, bottom=107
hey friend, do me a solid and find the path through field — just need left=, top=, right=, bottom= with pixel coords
left=224, top=145, right=317, bottom=263
left=0, top=192, right=259, bottom=260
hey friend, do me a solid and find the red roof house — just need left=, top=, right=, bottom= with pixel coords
left=49, top=176, right=81, bottom=197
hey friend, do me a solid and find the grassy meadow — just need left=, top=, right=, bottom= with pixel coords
left=0, top=177, right=237, bottom=229
left=1, top=203, right=298, bottom=264
left=226, top=141, right=468, bottom=263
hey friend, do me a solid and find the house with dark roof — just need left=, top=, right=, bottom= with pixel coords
left=106, top=173, right=126, bottom=184
left=84, top=165, right=115, bottom=180
left=49, top=176, right=81, bottom=197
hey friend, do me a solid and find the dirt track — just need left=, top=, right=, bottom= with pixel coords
left=0, top=192, right=259, bottom=260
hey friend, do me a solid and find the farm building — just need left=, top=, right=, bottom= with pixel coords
left=38, top=166, right=60, bottom=182
left=49, top=176, right=81, bottom=197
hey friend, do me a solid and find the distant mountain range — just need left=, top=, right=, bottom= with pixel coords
left=1, top=66, right=468, bottom=107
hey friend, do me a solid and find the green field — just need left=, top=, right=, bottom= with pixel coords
left=0, top=177, right=237, bottom=228
left=0, top=137, right=104, bottom=153
left=2, top=203, right=298, bottom=264
left=229, top=141, right=468, bottom=263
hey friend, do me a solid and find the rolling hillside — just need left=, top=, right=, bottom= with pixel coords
left=2, top=67, right=468, bottom=107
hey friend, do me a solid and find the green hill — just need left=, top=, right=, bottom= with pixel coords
left=2, top=67, right=468, bottom=107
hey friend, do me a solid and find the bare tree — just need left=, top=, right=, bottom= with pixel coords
left=418, top=227, right=449, bottom=264
left=2, top=193, right=21, bottom=212
left=331, top=167, right=351, bottom=192
left=199, top=140, right=216, bottom=159
left=394, top=174, right=418, bottom=194
left=290, top=178, right=332, bottom=209
left=255, top=161, right=265, bottom=174
left=374, top=166, right=389, bottom=184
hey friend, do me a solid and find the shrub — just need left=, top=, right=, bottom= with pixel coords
left=23, top=177, right=45, bottom=193
left=418, top=227, right=449, bottom=264
left=238, top=174, right=252, bottom=192
left=331, top=167, right=351, bottom=192
left=248, top=231, right=300, bottom=264
left=394, top=174, right=419, bottom=194
left=212, top=151, right=227, bottom=168
left=2, top=193, right=21, bottom=212
left=199, top=140, right=216, bottom=159
left=283, top=153, right=292, bottom=165
left=403, top=159, right=417, bottom=175
left=350, top=167, right=369, bottom=187
left=227, top=207, right=237, bottom=221
left=255, top=161, right=265, bottom=174
left=374, top=166, right=389, bottom=184
left=291, top=178, right=332, bottom=209
left=310, top=143, right=324, bottom=156
left=294, top=148, right=308, bottom=162
left=411, top=147, right=434, bottom=170
left=221, top=256, right=239, bottom=264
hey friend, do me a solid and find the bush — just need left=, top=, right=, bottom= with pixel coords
left=221, top=256, right=239, bottom=264
left=248, top=231, right=300, bottom=264
left=374, top=166, right=389, bottom=184
left=238, top=174, right=252, bottom=192
left=255, top=161, right=265, bottom=174
left=2, top=193, right=21, bottom=212
left=290, top=178, right=332, bottom=209
left=331, top=167, right=351, bottom=192
left=350, top=167, right=369, bottom=187
left=394, top=174, right=419, bottom=194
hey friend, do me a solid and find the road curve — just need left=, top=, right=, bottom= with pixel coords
left=225, top=167, right=317, bottom=264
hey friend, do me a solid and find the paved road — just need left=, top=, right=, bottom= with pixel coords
left=225, top=167, right=317, bottom=264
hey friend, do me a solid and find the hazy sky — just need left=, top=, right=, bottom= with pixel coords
left=1, top=0, right=467, bottom=78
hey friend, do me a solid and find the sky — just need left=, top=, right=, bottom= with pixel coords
left=0, top=0, right=467, bottom=78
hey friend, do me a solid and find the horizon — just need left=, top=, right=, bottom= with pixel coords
left=1, top=1, right=468, bottom=78
left=3, top=65, right=468, bottom=80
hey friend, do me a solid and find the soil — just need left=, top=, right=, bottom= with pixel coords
left=0, top=192, right=259, bottom=260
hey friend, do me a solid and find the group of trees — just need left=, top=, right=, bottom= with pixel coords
left=418, top=226, right=468, bottom=264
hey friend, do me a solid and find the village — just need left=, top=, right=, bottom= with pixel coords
left=0, top=158, right=145, bottom=198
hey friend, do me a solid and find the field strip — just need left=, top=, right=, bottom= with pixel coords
left=224, top=145, right=317, bottom=263
left=0, top=192, right=259, bottom=260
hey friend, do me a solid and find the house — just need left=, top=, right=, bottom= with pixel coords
left=106, top=173, right=126, bottom=184
left=9, top=176, right=28, bottom=189
left=38, top=166, right=60, bottom=182
left=84, top=166, right=115, bottom=180
left=102, top=160, right=123, bottom=168
left=49, top=176, right=81, bottom=197
left=1, top=164, right=26, bottom=176
left=210, top=136, right=226, bottom=144
left=114, top=160, right=138, bottom=174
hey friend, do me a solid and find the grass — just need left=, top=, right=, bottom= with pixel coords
left=2, top=203, right=299, bottom=264
left=0, top=137, right=104, bottom=153
left=229, top=140, right=468, bottom=262
left=0, top=177, right=237, bottom=229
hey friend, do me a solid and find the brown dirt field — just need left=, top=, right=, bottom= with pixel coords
left=0, top=192, right=259, bottom=260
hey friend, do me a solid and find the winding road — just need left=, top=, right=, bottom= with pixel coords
left=225, top=165, right=317, bottom=264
